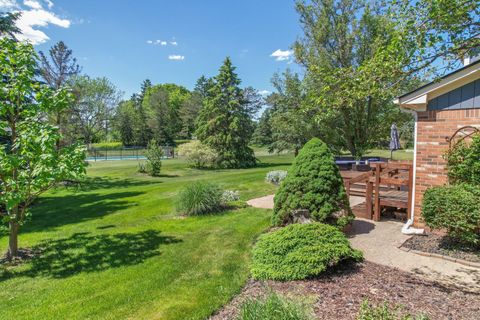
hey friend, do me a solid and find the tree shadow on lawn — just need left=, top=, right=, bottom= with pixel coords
left=1, top=230, right=181, bottom=280
left=23, top=191, right=143, bottom=234
left=74, top=176, right=167, bottom=192
left=255, top=162, right=292, bottom=168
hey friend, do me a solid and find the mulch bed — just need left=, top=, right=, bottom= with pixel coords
left=402, top=234, right=480, bottom=264
left=210, top=262, right=480, bottom=320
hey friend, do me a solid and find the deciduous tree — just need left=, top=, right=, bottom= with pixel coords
left=142, top=84, right=190, bottom=145
left=294, top=0, right=414, bottom=157
left=267, top=70, right=320, bottom=156
left=0, top=38, right=86, bottom=259
left=70, top=76, right=122, bottom=144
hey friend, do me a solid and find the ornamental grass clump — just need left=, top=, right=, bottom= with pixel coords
left=273, top=138, right=352, bottom=227
left=357, top=300, right=429, bottom=320
left=176, top=181, right=223, bottom=215
left=238, top=292, right=314, bottom=320
left=251, top=223, right=362, bottom=281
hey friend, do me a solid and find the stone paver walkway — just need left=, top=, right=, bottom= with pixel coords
left=348, top=218, right=480, bottom=293
left=247, top=195, right=366, bottom=211
left=246, top=194, right=274, bottom=209
left=246, top=194, right=480, bottom=292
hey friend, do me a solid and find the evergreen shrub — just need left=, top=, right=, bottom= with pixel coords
left=251, top=223, right=362, bottom=281
left=273, top=138, right=352, bottom=227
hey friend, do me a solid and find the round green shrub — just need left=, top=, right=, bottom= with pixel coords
left=273, top=138, right=352, bottom=227
left=251, top=223, right=363, bottom=281
left=422, top=184, right=480, bottom=246
left=177, top=140, right=217, bottom=168
left=176, top=181, right=223, bottom=215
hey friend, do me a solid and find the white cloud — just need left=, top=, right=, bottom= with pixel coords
left=168, top=55, right=185, bottom=61
left=170, top=41, right=177, bottom=46
left=1, top=1, right=71, bottom=45
left=0, top=0, right=18, bottom=9
left=259, top=90, right=271, bottom=96
left=16, top=8, right=70, bottom=44
left=23, top=0, right=41, bottom=9
left=147, top=39, right=175, bottom=46
left=270, top=49, right=294, bottom=62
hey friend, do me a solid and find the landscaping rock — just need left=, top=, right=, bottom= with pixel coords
left=291, top=209, right=311, bottom=224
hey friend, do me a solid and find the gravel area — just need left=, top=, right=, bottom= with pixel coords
left=402, top=234, right=480, bottom=264
left=210, top=262, right=480, bottom=320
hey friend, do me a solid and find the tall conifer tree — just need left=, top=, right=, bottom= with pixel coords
left=195, top=58, right=256, bottom=168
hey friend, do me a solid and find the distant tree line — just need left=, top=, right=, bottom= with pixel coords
left=3, top=0, right=478, bottom=160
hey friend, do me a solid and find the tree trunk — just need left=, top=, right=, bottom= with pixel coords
left=7, top=220, right=19, bottom=260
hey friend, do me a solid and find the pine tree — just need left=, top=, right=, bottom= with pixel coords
left=194, top=75, right=214, bottom=99
left=38, top=41, right=82, bottom=147
left=0, top=12, right=20, bottom=39
left=115, top=101, right=136, bottom=146
left=195, top=58, right=256, bottom=168
left=139, top=79, right=152, bottom=102
left=134, top=79, right=153, bottom=146
left=252, top=107, right=274, bottom=146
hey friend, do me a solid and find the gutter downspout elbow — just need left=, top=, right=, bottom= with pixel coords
left=399, top=108, right=424, bottom=235
left=401, top=218, right=424, bottom=235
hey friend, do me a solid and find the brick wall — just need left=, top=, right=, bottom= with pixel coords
left=413, top=108, right=480, bottom=227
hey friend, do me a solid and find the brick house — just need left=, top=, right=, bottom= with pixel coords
left=394, top=57, right=480, bottom=227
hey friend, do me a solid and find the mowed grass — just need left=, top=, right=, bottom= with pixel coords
left=0, top=153, right=293, bottom=320
left=364, top=149, right=414, bottom=161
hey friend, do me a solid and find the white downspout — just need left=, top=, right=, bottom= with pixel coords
left=399, top=108, right=424, bottom=235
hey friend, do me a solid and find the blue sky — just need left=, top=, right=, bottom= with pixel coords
left=1, top=0, right=303, bottom=98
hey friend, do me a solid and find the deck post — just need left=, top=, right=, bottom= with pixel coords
left=366, top=180, right=373, bottom=219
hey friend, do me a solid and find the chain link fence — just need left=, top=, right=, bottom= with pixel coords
left=86, top=146, right=175, bottom=161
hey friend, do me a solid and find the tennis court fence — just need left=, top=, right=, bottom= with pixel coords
left=86, top=146, right=175, bottom=161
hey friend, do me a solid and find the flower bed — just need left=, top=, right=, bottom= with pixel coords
left=401, top=233, right=480, bottom=264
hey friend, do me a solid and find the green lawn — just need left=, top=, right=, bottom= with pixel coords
left=364, top=149, right=414, bottom=161
left=0, top=154, right=293, bottom=320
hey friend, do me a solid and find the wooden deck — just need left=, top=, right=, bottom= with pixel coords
left=341, top=162, right=413, bottom=221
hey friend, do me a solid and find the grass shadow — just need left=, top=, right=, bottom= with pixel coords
left=23, top=191, right=143, bottom=233
left=255, top=162, right=292, bottom=168
left=74, top=176, right=163, bottom=192
left=1, top=230, right=180, bottom=279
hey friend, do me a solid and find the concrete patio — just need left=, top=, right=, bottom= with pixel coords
left=348, top=218, right=480, bottom=293
left=247, top=194, right=480, bottom=293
